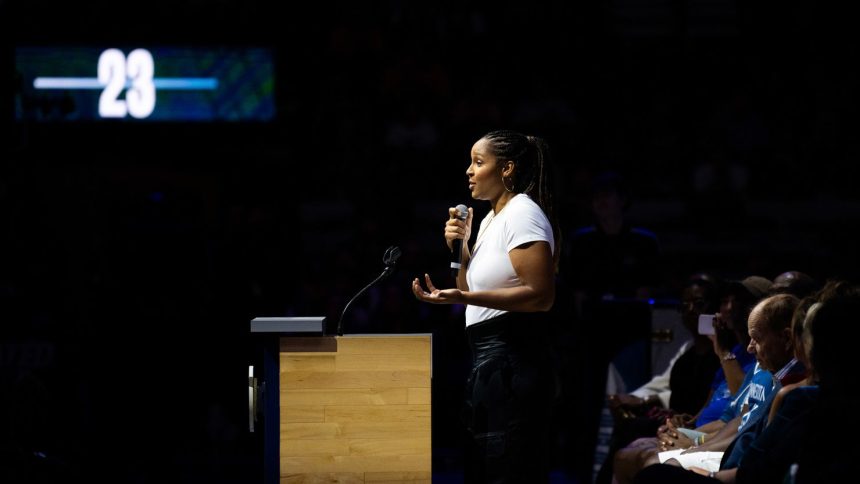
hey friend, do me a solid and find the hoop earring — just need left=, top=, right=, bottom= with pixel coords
left=503, top=176, right=514, bottom=193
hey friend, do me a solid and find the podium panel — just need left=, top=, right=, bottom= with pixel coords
left=279, top=335, right=431, bottom=483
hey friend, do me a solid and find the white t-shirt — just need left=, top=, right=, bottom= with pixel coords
left=465, top=193, right=554, bottom=326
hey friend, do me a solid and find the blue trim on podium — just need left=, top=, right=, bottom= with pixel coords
left=251, top=316, right=326, bottom=484
left=263, top=335, right=279, bottom=484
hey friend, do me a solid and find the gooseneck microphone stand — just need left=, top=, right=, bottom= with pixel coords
left=336, top=246, right=401, bottom=336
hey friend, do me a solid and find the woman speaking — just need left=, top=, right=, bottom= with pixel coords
left=412, top=129, right=560, bottom=483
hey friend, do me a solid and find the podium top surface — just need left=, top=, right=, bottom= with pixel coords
left=250, top=317, right=326, bottom=334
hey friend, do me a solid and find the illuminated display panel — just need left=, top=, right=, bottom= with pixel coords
left=15, top=46, right=275, bottom=122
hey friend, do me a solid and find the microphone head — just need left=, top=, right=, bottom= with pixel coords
left=455, top=204, right=468, bottom=220
left=383, top=246, right=402, bottom=266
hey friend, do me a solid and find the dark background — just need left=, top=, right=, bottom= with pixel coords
left=3, top=1, right=860, bottom=483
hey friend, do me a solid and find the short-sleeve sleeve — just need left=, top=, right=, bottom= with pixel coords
left=502, top=197, right=554, bottom=254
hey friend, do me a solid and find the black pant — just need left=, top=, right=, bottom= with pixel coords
left=463, top=312, right=554, bottom=483
left=595, top=415, right=662, bottom=484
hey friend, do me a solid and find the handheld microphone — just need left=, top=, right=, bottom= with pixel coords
left=450, top=204, right=468, bottom=277
left=336, top=246, right=401, bottom=336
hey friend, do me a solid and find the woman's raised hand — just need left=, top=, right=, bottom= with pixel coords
left=445, top=206, right=473, bottom=252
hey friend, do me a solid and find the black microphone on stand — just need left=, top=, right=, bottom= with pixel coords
left=336, top=245, right=402, bottom=336
left=450, top=204, right=468, bottom=278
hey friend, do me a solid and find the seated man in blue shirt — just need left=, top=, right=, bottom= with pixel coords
left=612, top=277, right=771, bottom=483
left=635, top=294, right=805, bottom=479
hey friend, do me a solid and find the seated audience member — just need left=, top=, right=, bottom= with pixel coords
left=612, top=276, right=772, bottom=483
left=633, top=281, right=858, bottom=483
left=672, top=294, right=805, bottom=466
left=688, top=276, right=771, bottom=427
left=677, top=282, right=813, bottom=460
left=636, top=294, right=804, bottom=482
left=769, top=271, right=820, bottom=299
left=598, top=274, right=721, bottom=484
left=763, top=288, right=821, bottom=425
left=767, top=280, right=856, bottom=427
left=793, top=281, right=860, bottom=483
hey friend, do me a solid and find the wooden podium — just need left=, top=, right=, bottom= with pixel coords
left=250, top=318, right=431, bottom=483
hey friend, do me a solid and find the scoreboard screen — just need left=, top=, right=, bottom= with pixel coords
left=15, top=46, right=276, bottom=122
